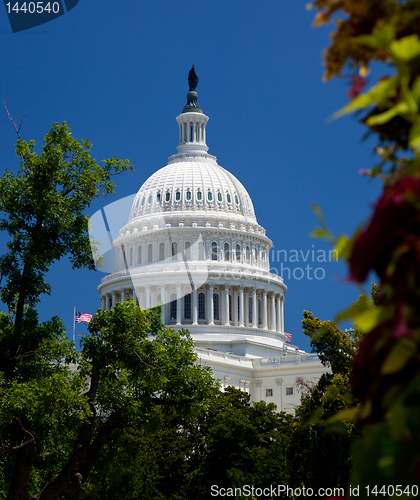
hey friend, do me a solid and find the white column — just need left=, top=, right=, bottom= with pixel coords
left=192, top=287, right=198, bottom=325
left=276, top=295, right=281, bottom=333
left=255, top=380, right=262, bottom=401
left=101, top=296, right=106, bottom=310
left=280, top=295, right=285, bottom=334
left=262, top=290, right=267, bottom=330
left=245, top=289, right=249, bottom=327
left=252, top=288, right=257, bottom=328
left=224, top=285, right=230, bottom=326
left=270, top=293, right=276, bottom=331
left=145, top=285, right=150, bottom=309
left=233, top=289, right=239, bottom=327
left=160, top=285, right=165, bottom=324
left=112, top=291, right=116, bottom=308
left=176, top=284, right=181, bottom=325
left=193, top=121, right=197, bottom=142
left=208, top=284, right=214, bottom=326
left=239, top=286, right=244, bottom=327
left=276, top=379, right=283, bottom=412
left=121, top=288, right=125, bottom=303
left=105, top=294, right=110, bottom=310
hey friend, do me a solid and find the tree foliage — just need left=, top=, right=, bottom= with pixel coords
left=309, top=0, right=420, bottom=493
left=78, top=387, right=294, bottom=500
left=0, top=123, right=216, bottom=500
left=287, top=310, right=361, bottom=490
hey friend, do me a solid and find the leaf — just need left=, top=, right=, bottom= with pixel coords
left=335, top=295, right=371, bottom=324
left=325, top=407, right=359, bottom=424
left=366, top=101, right=410, bottom=126
left=390, top=34, right=420, bottom=62
left=354, top=23, right=395, bottom=50
left=310, top=204, right=335, bottom=243
left=333, top=78, right=397, bottom=119
left=353, top=306, right=391, bottom=333
left=408, top=119, right=420, bottom=150
left=381, top=339, right=415, bottom=375
left=334, top=234, right=351, bottom=261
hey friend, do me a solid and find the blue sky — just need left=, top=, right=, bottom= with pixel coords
left=0, top=1, right=381, bottom=350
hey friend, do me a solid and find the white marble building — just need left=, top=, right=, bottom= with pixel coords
left=97, top=73, right=328, bottom=414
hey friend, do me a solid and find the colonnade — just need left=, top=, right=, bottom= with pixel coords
left=101, top=283, right=285, bottom=334
left=178, top=119, right=206, bottom=145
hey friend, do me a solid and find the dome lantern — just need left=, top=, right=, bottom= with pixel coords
left=176, top=66, right=209, bottom=155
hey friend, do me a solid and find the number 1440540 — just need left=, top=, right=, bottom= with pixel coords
left=5, top=2, right=61, bottom=14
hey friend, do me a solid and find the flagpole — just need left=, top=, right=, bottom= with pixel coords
left=73, top=306, right=76, bottom=346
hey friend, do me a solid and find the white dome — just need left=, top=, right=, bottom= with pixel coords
left=129, top=156, right=256, bottom=222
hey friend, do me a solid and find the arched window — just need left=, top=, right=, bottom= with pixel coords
left=175, top=191, right=181, bottom=201
left=185, top=241, right=191, bottom=261
left=199, top=241, right=205, bottom=260
left=172, top=242, right=177, bottom=261
left=138, top=246, right=142, bottom=264
left=235, top=195, right=239, bottom=204
left=184, top=293, right=192, bottom=320
left=170, top=293, right=177, bottom=320
left=186, top=190, right=191, bottom=201
left=236, top=244, right=241, bottom=262
left=129, top=247, right=133, bottom=266
left=208, top=191, right=213, bottom=201
left=211, top=242, right=218, bottom=261
left=224, top=243, right=229, bottom=262
left=246, top=246, right=250, bottom=264
left=156, top=192, right=161, bottom=203
left=258, top=299, right=261, bottom=325
left=227, top=193, right=231, bottom=203
left=213, top=293, right=219, bottom=321
left=165, top=192, right=170, bottom=202
left=148, top=244, right=153, bottom=263
left=197, top=190, right=202, bottom=201
left=198, top=293, right=206, bottom=320
left=218, top=192, right=222, bottom=202
left=229, top=294, right=233, bottom=322
left=159, top=242, right=165, bottom=261
left=249, top=296, right=253, bottom=324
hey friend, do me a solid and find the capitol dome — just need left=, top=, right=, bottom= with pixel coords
left=97, top=68, right=326, bottom=412
left=129, top=159, right=256, bottom=223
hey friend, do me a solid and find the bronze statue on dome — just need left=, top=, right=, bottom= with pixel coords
left=188, top=65, right=199, bottom=91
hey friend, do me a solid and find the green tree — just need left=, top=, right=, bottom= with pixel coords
left=80, top=387, right=294, bottom=500
left=287, top=309, right=363, bottom=490
left=0, top=123, right=215, bottom=500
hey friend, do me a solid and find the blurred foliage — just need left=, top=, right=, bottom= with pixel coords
left=309, top=0, right=420, bottom=494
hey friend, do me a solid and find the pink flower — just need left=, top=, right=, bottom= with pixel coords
left=347, top=75, right=367, bottom=100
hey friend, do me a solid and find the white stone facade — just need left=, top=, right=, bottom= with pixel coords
left=98, top=86, right=328, bottom=414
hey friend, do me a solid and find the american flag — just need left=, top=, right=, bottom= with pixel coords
left=284, top=332, right=292, bottom=343
left=75, top=310, right=92, bottom=324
